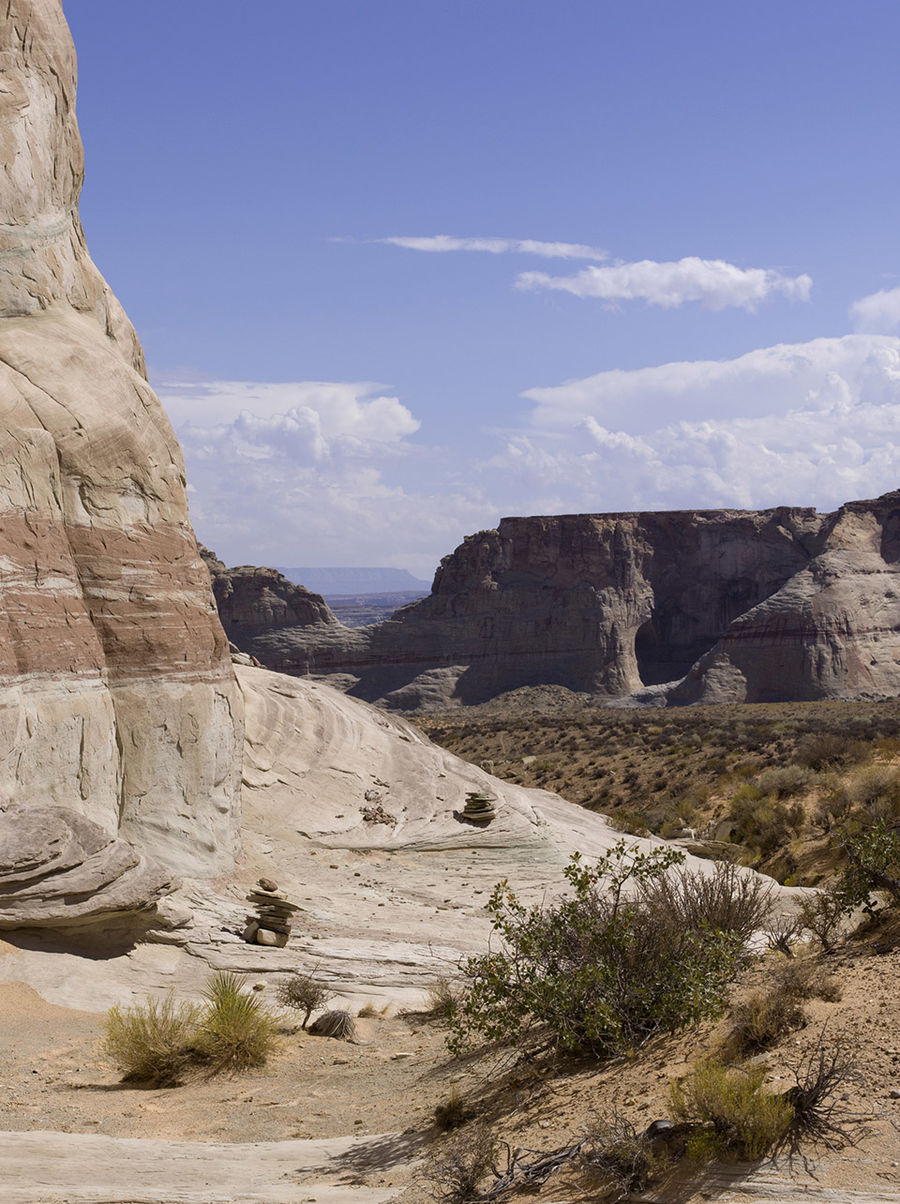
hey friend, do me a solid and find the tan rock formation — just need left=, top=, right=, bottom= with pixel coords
left=0, top=0, right=242, bottom=882
left=220, top=493, right=900, bottom=709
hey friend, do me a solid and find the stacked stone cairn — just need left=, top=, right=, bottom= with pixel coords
left=243, top=877, right=301, bottom=948
left=462, top=790, right=497, bottom=824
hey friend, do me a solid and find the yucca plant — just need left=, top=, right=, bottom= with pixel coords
left=195, top=971, right=278, bottom=1071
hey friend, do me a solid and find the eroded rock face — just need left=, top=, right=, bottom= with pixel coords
left=0, top=802, right=174, bottom=930
left=220, top=493, right=900, bottom=709
left=0, top=1, right=242, bottom=881
left=201, top=548, right=340, bottom=671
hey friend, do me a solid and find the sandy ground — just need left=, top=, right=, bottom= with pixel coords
left=3, top=940, right=900, bottom=1202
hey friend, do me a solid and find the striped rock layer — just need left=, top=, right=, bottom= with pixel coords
left=0, top=0, right=242, bottom=889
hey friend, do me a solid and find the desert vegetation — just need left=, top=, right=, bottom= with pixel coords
left=418, top=697, right=900, bottom=887
left=103, top=971, right=278, bottom=1085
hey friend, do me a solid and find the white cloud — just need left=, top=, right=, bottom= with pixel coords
left=850, top=286, right=900, bottom=334
left=378, top=234, right=608, bottom=260
left=157, top=378, right=489, bottom=580
left=158, top=337, right=900, bottom=579
left=491, top=335, right=900, bottom=514
left=516, top=257, right=812, bottom=310
left=158, top=380, right=419, bottom=465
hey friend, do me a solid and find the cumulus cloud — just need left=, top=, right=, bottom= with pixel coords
left=516, top=257, right=812, bottom=310
left=157, top=337, right=900, bottom=578
left=158, top=380, right=420, bottom=465
left=493, top=335, right=900, bottom=514
left=156, top=378, right=491, bottom=579
left=377, top=234, right=608, bottom=260
left=850, top=285, right=900, bottom=333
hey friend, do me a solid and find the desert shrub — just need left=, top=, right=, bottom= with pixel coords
left=607, top=807, right=647, bottom=835
left=639, top=860, right=773, bottom=943
left=580, top=1111, right=662, bottom=1197
left=195, top=971, right=278, bottom=1071
left=795, top=734, right=869, bottom=772
left=756, top=765, right=812, bottom=799
left=779, top=1040, right=863, bottom=1153
left=276, top=971, right=331, bottom=1028
left=728, top=794, right=804, bottom=856
left=837, top=818, right=900, bottom=912
left=670, top=1061, right=793, bottom=1160
left=449, top=843, right=746, bottom=1058
left=579, top=1112, right=664, bottom=1199
left=843, top=765, right=900, bottom=820
left=764, top=912, right=804, bottom=957
left=423, top=1123, right=498, bottom=1202
left=308, top=1008, right=357, bottom=1040
left=103, top=993, right=201, bottom=1086
left=797, top=888, right=850, bottom=951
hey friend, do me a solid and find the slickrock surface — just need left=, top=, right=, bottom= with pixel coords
left=0, top=664, right=803, bottom=1012
left=0, top=0, right=242, bottom=882
left=223, top=493, right=900, bottom=710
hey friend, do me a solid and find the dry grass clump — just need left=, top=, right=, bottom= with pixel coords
left=728, top=956, right=841, bottom=1056
left=425, top=975, right=461, bottom=1020
left=670, top=1060, right=793, bottom=1160
left=103, top=993, right=201, bottom=1086
left=308, top=1008, right=357, bottom=1041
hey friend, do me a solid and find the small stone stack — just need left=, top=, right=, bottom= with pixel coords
left=462, top=791, right=497, bottom=824
left=243, top=877, right=301, bottom=948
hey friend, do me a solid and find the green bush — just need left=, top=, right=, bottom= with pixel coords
left=103, top=993, right=201, bottom=1086
left=448, top=842, right=746, bottom=1058
left=276, top=971, right=331, bottom=1028
left=195, top=972, right=278, bottom=1071
left=670, top=1061, right=793, bottom=1160
left=838, top=818, right=900, bottom=912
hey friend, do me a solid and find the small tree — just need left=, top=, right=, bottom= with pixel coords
left=449, top=842, right=747, bottom=1058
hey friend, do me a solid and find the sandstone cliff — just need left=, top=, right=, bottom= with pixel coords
left=219, top=493, right=900, bottom=709
left=0, top=0, right=243, bottom=898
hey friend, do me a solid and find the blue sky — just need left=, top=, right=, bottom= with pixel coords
left=65, top=1, right=900, bottom=578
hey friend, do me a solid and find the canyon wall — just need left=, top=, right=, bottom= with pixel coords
left=218, top=493, right=900, bottom=709
left=0, top=0, right=242, bottom=895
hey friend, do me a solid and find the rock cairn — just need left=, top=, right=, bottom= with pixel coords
left=243, top=877, right=301, bottom=948
left=462, top=791, right=497, bottom=824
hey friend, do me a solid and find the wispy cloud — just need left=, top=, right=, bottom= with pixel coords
left=377, top=234, right=608, bottom=260
left=516, top=257, right=812, bottom=311
left=850, top=285, right=900, bottom=333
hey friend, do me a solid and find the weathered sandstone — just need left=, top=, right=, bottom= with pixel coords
left=0, top=802, right=174, bottom=930
left=218, top=493, right=900, bottom=709
left=0, top=0, right=242, bottom=887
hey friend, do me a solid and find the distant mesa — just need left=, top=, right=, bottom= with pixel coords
left=210, top=492, right=900, bottom=711
left=276, top=566, right=431, bottom=596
